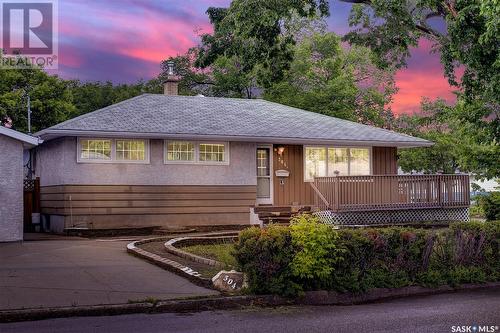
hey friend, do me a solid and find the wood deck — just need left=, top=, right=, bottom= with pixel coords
left=310, top=174, right=470, bottom=212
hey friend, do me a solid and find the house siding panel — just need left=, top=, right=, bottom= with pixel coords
left=36, top=138, right=257, bottom=229
left=273, top=145, right=314, bottom=206
left=0, top=135, right=24, bottom=242
left=372, top=147, right=398, bottom=175
left=40, top=184, right=257, bottom=229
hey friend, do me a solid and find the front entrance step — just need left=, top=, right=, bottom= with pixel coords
left=254, top=206, right=311, bottom=213
left=255, top=206, right=312, bottom=224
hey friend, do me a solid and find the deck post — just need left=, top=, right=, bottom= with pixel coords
left=334, top=177, right=340, bottom=212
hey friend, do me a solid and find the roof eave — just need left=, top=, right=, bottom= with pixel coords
left=37, top=129, right=434, bottom=148
left=0, top=127, right=42, bottom=147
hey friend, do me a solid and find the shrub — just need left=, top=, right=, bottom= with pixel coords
left=476, top=192, right=500, bottom=221
left=289, top=214, right=345, bottom=290
left=235, top=225, right=300, bottom=296
left=235, top=216, right=500, bottom=296
left=469, top=203, right=485, bottom=218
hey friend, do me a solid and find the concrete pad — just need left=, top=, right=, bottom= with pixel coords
left=0, top=240, right=218, bottom=310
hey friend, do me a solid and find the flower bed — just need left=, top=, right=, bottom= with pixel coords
left=235, top=214, right=500, bottom=296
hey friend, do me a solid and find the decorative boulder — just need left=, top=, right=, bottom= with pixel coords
left=212, top=270, right=246, bottom=292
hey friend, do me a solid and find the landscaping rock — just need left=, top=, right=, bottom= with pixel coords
left=212, top=270, right=246, bottom=292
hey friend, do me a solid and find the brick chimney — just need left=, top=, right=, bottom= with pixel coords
left=164, top=61, right=180, bottom=96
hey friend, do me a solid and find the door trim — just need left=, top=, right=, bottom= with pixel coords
left=256, top=144, right=273, bottom=205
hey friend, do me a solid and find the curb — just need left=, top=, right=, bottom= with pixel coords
left=0, top=296, right=289, bottom=323
left=298, top=282, right=500, bottom=305
left=126, top=238, right=213, bottom=288
left=1, top=283, right=498, bottom=323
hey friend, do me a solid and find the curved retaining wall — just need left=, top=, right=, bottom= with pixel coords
left=164, top=235, right=238, bottom=268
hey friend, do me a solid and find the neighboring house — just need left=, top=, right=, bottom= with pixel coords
left=470, top=176, right=499, bottom=194
left=0, top=127, right=41, bottom=242
left=33, top=78, right=470, bottom=232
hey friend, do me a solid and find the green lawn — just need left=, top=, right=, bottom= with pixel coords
left=182, top=243, right=237, bottom=269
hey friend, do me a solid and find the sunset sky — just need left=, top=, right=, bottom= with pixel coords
left=53, top=0, right=457, bottom=115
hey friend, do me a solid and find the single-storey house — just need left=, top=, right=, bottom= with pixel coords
left=0, top=127, right=41, bottom=241
left=33, top=78, right=470, bottom=232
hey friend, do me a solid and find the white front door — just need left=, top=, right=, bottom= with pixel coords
left=256, top=146, right=273, bottom=205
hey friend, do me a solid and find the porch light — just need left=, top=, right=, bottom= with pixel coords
left=277, top=146, right=285, bottom=156
left=167, top=61, right=175, bottom=75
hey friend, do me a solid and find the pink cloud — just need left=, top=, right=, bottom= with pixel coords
left=391, top=39, right=457, bottom=115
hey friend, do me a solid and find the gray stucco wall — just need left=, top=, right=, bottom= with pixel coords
left=0, top=135, right=24, bottom=242
left=36, top=137, right=257, bottom=186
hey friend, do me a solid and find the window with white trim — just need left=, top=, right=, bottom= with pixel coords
left=77, top=138, right=149, bottom=163
left=164, top=141, right=229, bottom=164
left=305, top=147, right=326, bottom=181
left=116, top=140, right=146, bottom=161
left=199, top=143, right=225, bottom=162
left=80, top=139, right=112, bottom=161
left=166, top=141, right=195, bottom=162
left=304, top=146, right=371, bottom=181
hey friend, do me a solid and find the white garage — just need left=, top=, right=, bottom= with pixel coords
left=0, top=127, right=40, bottom=242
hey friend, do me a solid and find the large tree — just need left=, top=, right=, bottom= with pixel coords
left=0, top=55, right=75, bottom=133
left=195, top=2, right=330, bottom=89
left=345, top=0, right=499, bottom=178
left=196, top=0, right=498, bottom=102
left=160, top=50, right=258, bottom=98
left=67, top=80, right=161, bottom=118
left=344, top=0, right=499, bottom=106
left=397, top=98, right=499, bottom=179
left=265, top=32, right=396, bottom=126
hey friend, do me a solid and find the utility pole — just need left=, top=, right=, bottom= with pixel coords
left=27, top=93, right=32, bottom=134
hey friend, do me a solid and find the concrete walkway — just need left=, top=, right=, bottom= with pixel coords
left=0, top=239, right=218, bottom=310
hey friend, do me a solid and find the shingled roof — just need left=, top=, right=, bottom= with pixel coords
left=36, top=94, right=432, bottom=147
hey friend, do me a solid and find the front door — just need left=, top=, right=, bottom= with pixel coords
left=256, top=146, right=273, bottom=205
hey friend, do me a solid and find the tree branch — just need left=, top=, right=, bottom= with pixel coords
left=415, top=23, right=443, bottom=39
left=443, top=0, right=458, bottom=18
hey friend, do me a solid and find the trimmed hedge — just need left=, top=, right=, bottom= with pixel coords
left=235, top=215, right=500, bottom=296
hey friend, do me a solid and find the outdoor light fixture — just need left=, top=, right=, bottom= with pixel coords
left=277, top=146, right=285, bottom=156
left=167, top=61, right=175, bottom=75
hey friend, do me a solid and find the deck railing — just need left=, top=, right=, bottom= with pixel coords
left=310, top=174, right=470, bottom=212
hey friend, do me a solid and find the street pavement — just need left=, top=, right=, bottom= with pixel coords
left=1, top=287, right=499, bottom=333
left=0, top=239, right=218, bottom=310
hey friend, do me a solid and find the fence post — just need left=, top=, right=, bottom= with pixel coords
left=34, top=177, right=41, bottom=213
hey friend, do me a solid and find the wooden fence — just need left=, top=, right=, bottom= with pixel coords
left=310, top=174, right=470, bottom=212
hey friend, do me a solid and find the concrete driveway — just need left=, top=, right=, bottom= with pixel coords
left=0, top=239, right=218, bottom=310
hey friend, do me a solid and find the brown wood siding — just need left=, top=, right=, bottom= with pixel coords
left=40, top=185, right=256, bottom=228
left=273, top=145, right=314, bottom=206
left=372, top=147, right=398, bottom=175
